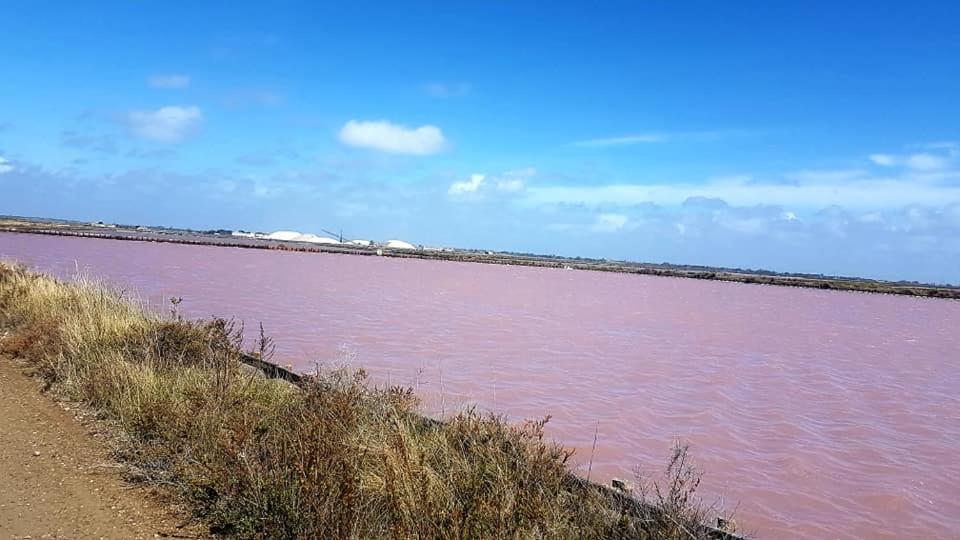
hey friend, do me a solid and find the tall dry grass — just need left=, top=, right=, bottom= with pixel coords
left=0, top=262, right=734, bottom=539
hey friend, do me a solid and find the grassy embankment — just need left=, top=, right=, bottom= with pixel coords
left=0, top=262, right=732, bottom=539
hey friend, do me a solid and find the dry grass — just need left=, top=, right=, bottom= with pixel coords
left=0, top=262, right=732, bottom=539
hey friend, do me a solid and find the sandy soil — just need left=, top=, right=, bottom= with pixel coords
left=0, top=356, right=206, bottom=539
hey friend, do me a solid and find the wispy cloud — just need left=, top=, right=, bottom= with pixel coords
left=448, top=167, right=535, bottom=199
left=339, top=120, right=447, bottom=155
left=522, top=146, right=960, bottom=210
left=868, top=154, right=896, bottom=166
left=126, top=106, right=203, bottom=143
left=869, top=144, right=957, bottom=171
left=569, top=130, right=749, bottom=148
left=914, top=141, right=960, bottom=154
left=871, top=152, right=949, bottom=171
left=148, top=74, right=191, bottom=89
left=0, top=156, right=13, bottom=174
left=60, top=130, right=118, bottom=154
left=570, top=134, right=669, bottom=147
left=223, top=88, right=284, bottom=108
left=236, top=154, right=276, bottom=167
left=785, top=169, right=867, bottom=183
left=448, top=173, right=485, bottom=196
left=126, top=147, right=177, bottom=160
left=496, top=177, right=526, bottom=193
left=522, top=171, right=960, bottom=210
left=423, top=81, right=471, bottom=98
left=591, top=213, right=631, bottom=232
left=495, top=167, right=535, bottom=192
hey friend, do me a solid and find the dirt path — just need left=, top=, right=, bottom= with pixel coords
left=0, top=356, right=205, bottom=539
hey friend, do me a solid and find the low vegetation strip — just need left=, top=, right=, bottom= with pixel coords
left=0, top=262, right=739, bottom=539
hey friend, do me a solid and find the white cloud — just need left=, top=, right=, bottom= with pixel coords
left=570, top=203, right=809, bottom=241
left=905, top=153, right=948, bottom=171
left=870, top=149, right=953, bottom=171
left=127, top=106, right=202, bottom=142
left=0, top=156, right=13, bottom=174
left=447, top=167, right=534, bottom=199
left=869, top=154, right=896, bottom=166
left=338, top=120, right=447, bottom=155
left=591, top=213, right=630, bottom=233
left=423, top=82, right=471, bottom=98
left=495, top=167, right=535, bottom=192
left=448, top=173, right=485, bottom=195
left=148, top=74, right=191, bottom=89
left=523, top=172, right=960, bottom=210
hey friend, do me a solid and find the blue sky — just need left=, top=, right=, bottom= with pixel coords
left=2, top=1, right=960, bottom=283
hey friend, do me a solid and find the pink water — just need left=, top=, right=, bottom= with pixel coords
left=3, top=232, right=959, bottom=538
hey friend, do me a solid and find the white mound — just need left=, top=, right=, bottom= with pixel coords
left=298, top=234, right=341, bottom=245
left=265, top=230, right=303, bottom=241
left=264, top=231, right=342, bottom=244
left=384, top=239, right=416, bottom=250
left=349, top=239, right=372, bottom=247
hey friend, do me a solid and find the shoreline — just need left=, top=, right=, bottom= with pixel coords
left=0, top=262, right=746, bottom=539
left=232, top=351, right=743, bottom=540
left=3, top=214, right=958, bottom=299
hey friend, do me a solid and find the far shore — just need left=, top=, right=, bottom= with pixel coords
left=3, top=214, right=958, bottom=300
